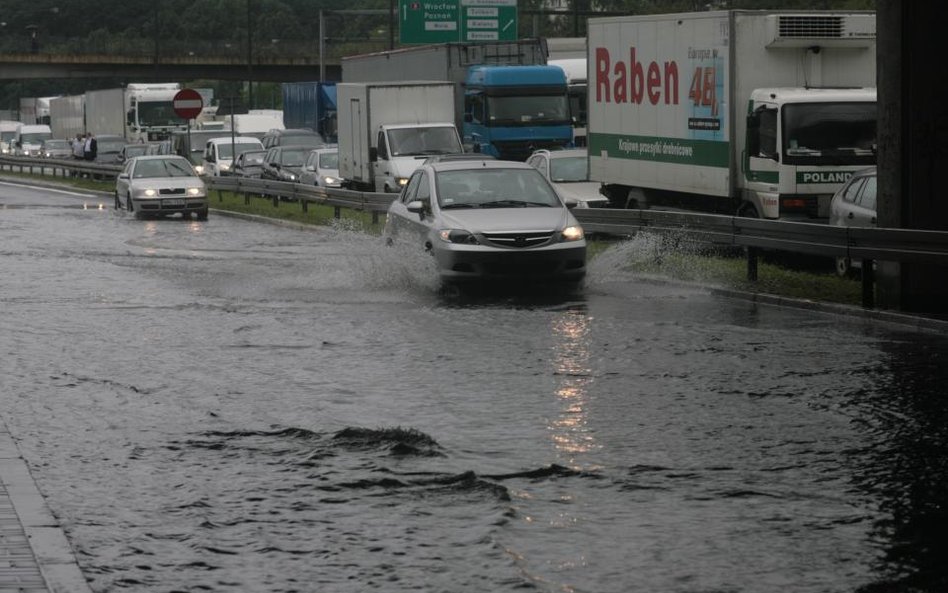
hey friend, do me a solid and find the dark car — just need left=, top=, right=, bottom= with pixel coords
left=260, top=146, right=311, bottom=183
left=233, top=149, right=267, bottom=178
left=261, top=128, right=325, bottom=150
left=94, top=135, right=126, bottom=164
left=119, top=143, right=151, bottom=163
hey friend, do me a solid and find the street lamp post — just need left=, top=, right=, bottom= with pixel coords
left=247, top=0, right=254, bottom=110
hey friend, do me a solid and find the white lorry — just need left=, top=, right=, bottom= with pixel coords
left=50, top=95, right=86, bottom=141
left=85, top=83, right=188, bottom=142
left=337, top=82, right=462, bottom=193
left=588, top=10, right=877, bottom=220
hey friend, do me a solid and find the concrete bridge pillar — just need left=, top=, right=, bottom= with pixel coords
left=877, top=0, right=948, bottom=313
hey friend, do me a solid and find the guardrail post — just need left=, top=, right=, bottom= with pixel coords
left=334, top=206, right=341, bottom=219
left=746, top=247, right=759, bottom=282
left=301, top=199, right=308, bottom=213
left=217, top=189, right=223, bottom=203
left=272, top=194, right=279, bottom=208
left=861, top=259, right=875, bottom=309
left=372, top=211, right=379, bottom=225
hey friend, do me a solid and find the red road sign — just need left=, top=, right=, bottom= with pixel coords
left=173, top=88, right=204, bottom=119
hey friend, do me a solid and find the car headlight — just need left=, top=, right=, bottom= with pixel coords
left=194, top=165, right=205, bottom=175
left=438, top=229, right=480, bottom=244
left=44, top=152, right=51, bottom=157
left=143, top=189, right=157, bottom=197
left=187, top=187, right=202, bottom=196
left=279, top=170, right=297, bottom=181
left=560, top=226, right=584, bottom=242
left=397, top=177, right=409, bottom=187
left=322, top=176, right=340, bottom=185
left=219, top=163, right=230, bottom=172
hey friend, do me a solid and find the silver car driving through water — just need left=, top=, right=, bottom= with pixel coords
left=384, top=159, right=586, bottom=286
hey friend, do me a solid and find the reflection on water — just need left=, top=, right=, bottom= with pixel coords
left=549, top=306, right=599, bottom=464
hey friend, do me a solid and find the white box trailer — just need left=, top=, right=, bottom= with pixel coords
left=337, top=82, right=462, bottom=193
left=84, top=88, right=126, bottom=138
left=588, top=10, right=876, bottom=220
left=50, top=95, right=85, bottom=140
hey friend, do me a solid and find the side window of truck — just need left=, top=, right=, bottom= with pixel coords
left=466, top=95, right=484, bottom=124
left=377, top=131, right=388, bottom=160
left=758, top=108, right=778, bottom=160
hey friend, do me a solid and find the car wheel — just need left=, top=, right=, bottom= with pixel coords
left=738, top=202, right=760, bottom=218
left=836, top=256, right=852, bottom=277
left=196, top=208, right=208, bottom=221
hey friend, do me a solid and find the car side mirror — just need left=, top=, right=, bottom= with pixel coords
left=406, top=200, right=427, bottom=219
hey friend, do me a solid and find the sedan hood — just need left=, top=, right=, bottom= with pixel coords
left=439, top=207, right=573, bottom=232
left=554, top=181, right=608, bottom=204
left=133, top=177, right=205, bottom=191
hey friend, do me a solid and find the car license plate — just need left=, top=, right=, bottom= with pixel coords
left=162, top=199, right=185, bottom=206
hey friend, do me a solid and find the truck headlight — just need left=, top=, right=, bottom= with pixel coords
left=219, top=163, right=230, bottom=172
left=322, top=176, right=341, bottom=186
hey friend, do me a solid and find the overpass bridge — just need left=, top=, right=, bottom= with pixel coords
left=0, top=52, right=342, bottom=83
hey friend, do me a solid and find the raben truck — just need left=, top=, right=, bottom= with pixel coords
left=342, top=40, right=572, bottom=161
left=337, top=81, right=462, bottom=193
left=588, top=10, right=876, bottom=220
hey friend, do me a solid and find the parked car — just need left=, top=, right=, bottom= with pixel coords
left=300, top=146, right=341, bottom=188
left=527, top=148, right=609, bottom=208
left=261, top=128, right=325, bottom=150
left=119, top=143, right=151, bottom=163
left=201, top=136, right=266, bottom=176
left=383, top=159, right=587, bottom=287
left=94, top=135, right=126, bottom=164
left=114, top=155, right=208, bottom=221
left=40, top=139, right=73, bottom=159
left=232, top=149, right=267, bottom=179
left=260, top=146, right=311, bottom=183
left=149, top=140, right=172, bottom=155
left=829, top=167, right=877, bottom=276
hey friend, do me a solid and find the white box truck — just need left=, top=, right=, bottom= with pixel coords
left=337, top=82, right=463, bottom=193
left=588, top=10, right=876, bottom=220
left=50, top=95, right=85, bottom=140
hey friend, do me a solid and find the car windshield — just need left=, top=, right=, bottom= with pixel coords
left=279, top=150, right=308, bottom=166
left=98, top=140, right=126, bottom=153
left=133, top=158, right=196, bottom=178
left=318, top=151, right=338, bottom=169
left=22, top=132, right=52, bottom=143
left=137, top=101, right=188, bottom=128
left=217, top=142, right=262, bottom=159
left=240, top=151, right=266, bottom=165
left=388, top=127, right=462, bottom=157
left=436, top=168, right=561, bottom=209
left=550, top=155, right=588, bottom=182
left=280, top=134, right=323, bottom=148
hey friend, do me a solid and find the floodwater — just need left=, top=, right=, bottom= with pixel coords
left=1, top=181, right=947, bottom=593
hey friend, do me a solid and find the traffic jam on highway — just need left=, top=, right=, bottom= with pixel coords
left=1, top=10, right=879, bottom=286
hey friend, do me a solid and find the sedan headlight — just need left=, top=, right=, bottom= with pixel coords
left=194, top=165, right=205, bottom=175
left=560, top=226, right=584, bottom=242
left=438, top=229, right=480, bottom=244
left=397, top=177, right=409, bottom=187
left=143, top=188, right=157, bottom=197
left=187, top=187, right=203, bottom=196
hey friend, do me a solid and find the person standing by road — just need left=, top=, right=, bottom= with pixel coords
left=83, top=133, right=97, bottom=161
left=72, top=134, right=84, bottom=159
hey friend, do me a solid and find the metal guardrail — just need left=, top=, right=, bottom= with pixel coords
left=5, top=154, right=948, bottom=309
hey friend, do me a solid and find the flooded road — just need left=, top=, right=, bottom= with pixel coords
left=2, top=180, right=947, bottom=593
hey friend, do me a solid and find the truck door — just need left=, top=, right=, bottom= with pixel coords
left=744, top=105, right=781, bottom=218
left=372, top=130, right=392, bottom=193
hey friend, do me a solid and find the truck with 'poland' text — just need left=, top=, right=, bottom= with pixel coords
left=588, top=10, right=876, bottom=220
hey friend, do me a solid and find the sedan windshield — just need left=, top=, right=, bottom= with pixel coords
left=436, top=168, right=561, bottom=209
left=133, top=158, right=196, bottom=178
left=240, top=152, right=266, bottom=165
left=279, top=150, right=308, bottom=166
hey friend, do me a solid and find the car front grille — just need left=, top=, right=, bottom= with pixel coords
left=159, top=188, right=186, bottom=195
left=481, top=230, right=555, bottom=248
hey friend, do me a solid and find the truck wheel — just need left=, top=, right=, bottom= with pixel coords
left=738, top=203, right=760, bottom=218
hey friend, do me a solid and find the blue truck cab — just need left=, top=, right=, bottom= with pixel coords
left=463, top=65, right=573, bottom=161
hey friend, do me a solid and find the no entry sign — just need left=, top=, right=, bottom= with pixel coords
left=173, top=88, right=204, bottom=120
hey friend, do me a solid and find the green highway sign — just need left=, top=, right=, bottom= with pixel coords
left=399, top=0, right=517, bottom=44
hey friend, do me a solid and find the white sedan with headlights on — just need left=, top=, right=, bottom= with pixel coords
left=384, top=159, right=586, bottom=288
left=114, top=156, right=208, bottom=220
